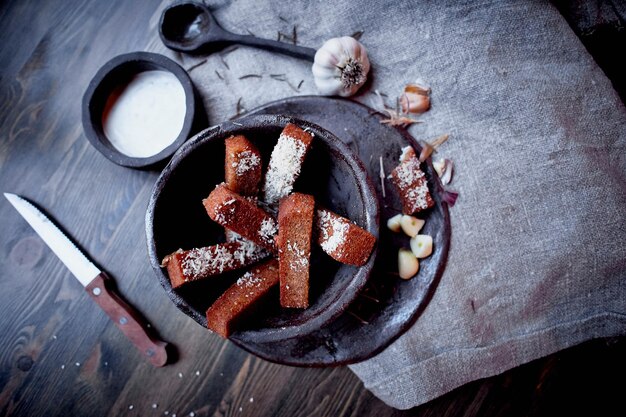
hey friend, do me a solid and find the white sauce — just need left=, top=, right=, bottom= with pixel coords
left=102, top=70, right=186, bottom=158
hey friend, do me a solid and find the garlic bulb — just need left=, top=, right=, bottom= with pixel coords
left=312, top=36, right=370, bottom=97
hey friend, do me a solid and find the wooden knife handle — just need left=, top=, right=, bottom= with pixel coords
left=85, top=272, right=169, bottom=367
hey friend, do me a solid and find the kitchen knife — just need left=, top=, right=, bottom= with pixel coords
left=4, top=193, right=169, bottom=367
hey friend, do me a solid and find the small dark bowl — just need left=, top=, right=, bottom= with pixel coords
left=82, top=52, right=205, bottom=169
left=146, top=115, right=379, bottom=343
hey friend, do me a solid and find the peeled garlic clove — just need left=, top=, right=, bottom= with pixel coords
left=400, top=215, right=425, bottom=237
left=433, top=159, right=445, bottom=176
left=398, top=249, right=419, bottom=279
left=387, top=214, right=403, bottom=232
left=410, top=234, right=433, bottom=258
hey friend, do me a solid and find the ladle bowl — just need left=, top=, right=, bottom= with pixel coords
left=159, top=1, right=317, bottom=61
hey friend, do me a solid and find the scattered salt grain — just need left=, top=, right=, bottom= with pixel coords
left=399, top=146, right=412, bottom=162
left=234, top=150, right=260, bottom=176
left=239, top=407, right=243, bottom=412
left=52, top=335, right=57, bottom=340
left=237, top=272, right=262, bottom=288
left=181, top=241, right=267, bottom=279
left=164, top=412, right=169, bottom=416
left=249, top=397, right=254, bottom=403
left=259, top=218, right=278, bottom=244
left=317, top=210, right=349, bottom=255
left=394, top=151, right=430, bottom=211
left=287, top=241, right=308, bottom=271
left=152, top=404, right=158, bottom=409
left=61, top=365, right=65, bottom=370
left=263, top=133, right=308, bottom=204
left=178, top=372, right=183, bottom=378
left=129, top=405, right=134, bottom=410
left=195, top=370, right=200, bottom=376
left=75, top=362, right=80, bottom=367
left=395, top=157, right=425, bottom=188
left=189, top=413, right=195, bottom=417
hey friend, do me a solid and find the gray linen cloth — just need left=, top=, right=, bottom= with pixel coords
left=151, top=0, right=626, bottom=409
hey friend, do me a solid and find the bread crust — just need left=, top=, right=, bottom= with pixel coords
left=162, top=240, right=269, bottom=288
left=204, top=184, right=278, bottom=253
left=205, top=259, right=279, bottom=338
left=315, top=208, right=376, bottom=266
left=262, top=123, right=313, bottom=205
left=224, top=135, right=262, bottom=196
left=390, top=146, right=434, bottom=214
left=277, top=193, right=315, bottom=308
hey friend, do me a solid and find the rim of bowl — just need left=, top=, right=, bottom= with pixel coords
left=82, top=51, right=197, bottom=168
left=146, top=114, right=380, bottom=342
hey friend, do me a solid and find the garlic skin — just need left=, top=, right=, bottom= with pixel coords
left=312, top=36, right=370, bottom=97
left=400, top=83, right=431, bottom=113
left=433, top=159, right=445, bottom=176
left=433, top=158, right=454, bottom=185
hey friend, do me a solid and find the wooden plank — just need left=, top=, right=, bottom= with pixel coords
left=0, top=0, right=624, bottom=416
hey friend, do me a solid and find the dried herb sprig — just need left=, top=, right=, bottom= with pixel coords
left=236, top=97, right=245, bottom=115
left=217, top=46, right=238, bottom=70
left=285, top=80, right=301, bottom=92
left=229, top=97, right=246, bottom=120
left=346, top=310, right=369, bottom=325
left=379, top=156, right=386, bottom=198
left=277, top=25, right=298, bottom=45
left=358, top=292, right=380, bottom=303
left=238, top=74, right=262, bottom=80
left=187, top=59, right=207, bottom=73
left=380, top=111, right=420, bottom=127
left=380, top=97, right=421, bottom=127
left=277, top=31, right=291, bottom=42
left=219, top=56, right=230, bottom=70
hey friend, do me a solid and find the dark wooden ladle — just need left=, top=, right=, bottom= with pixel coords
left=159, top=1, right=317, bottom=61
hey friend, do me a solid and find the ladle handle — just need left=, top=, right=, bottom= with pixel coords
left=226, top=33, right=317, bottom=62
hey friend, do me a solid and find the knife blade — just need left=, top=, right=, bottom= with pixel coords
left=4, top=193, right=169, bottom=367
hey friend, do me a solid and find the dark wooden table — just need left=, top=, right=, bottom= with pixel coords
left=1, top=1, right=624, bottom=416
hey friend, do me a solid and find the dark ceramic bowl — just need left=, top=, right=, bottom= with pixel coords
left=146, top=115, right=379, bottom=342
left=82, top=52, right=205, bottom=169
